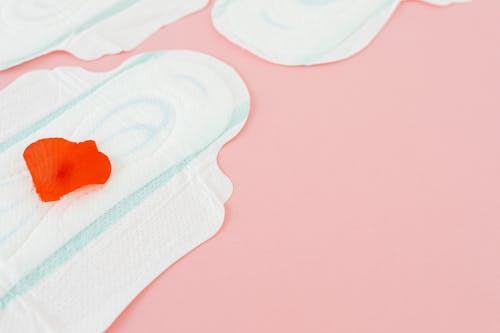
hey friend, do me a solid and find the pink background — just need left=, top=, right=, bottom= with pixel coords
left=1, top=0, right=499, bottom=332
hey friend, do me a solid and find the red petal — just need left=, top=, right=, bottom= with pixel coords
left=23, top=138, right=112, bottom=202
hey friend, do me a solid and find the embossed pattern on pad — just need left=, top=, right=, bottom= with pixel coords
left=0, top=0, right=208, bottom=70
left=0, top=50, right=249, bottom=333
left=212, top=0, right=470, bottom=66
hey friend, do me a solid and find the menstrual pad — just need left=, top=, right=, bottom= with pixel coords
left=0, top=0, right=208, bottom=70
left=0, top=50, right=250, bottom=332
left=212, top=0, right=470, bottom=66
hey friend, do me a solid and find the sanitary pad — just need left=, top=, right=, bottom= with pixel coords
left=0, top=0, right=208, bottom=70
left=212, top=0, right=470, bottom=66
left=0, top=50, right=250, bottom=332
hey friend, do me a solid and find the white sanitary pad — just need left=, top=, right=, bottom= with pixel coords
left=212, top=0, right=470, bottom=66
left=0, top=0, right=208, bottom=70
left=0, top=50, right=250, bottom=332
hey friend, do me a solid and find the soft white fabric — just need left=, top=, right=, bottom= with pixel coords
left=0, top=50, right=250, bottom=333
left=0, top=0, right=208, bottom=70
left=211, top=0, right=470, bottom=66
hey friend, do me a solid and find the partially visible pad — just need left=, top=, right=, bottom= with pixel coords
left=0, top=0, right=208, bottom=70
left=212, top=0, right=470, bottom=66
left=0, top=50, right=250, bottom=333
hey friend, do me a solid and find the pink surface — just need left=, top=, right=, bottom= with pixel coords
left=1, top=1, right=499, bottom=332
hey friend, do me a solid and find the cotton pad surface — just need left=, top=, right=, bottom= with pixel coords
left=0, top=0, right=208, bottom=70
left=0, top=50, right=250, bottom=332
left=212, top=0, right=470, bottom=66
